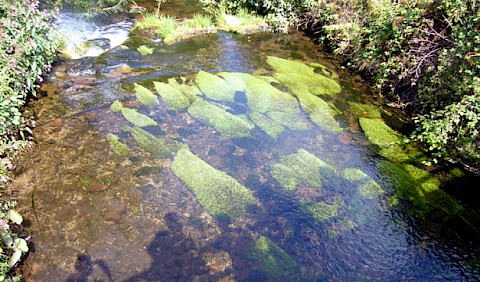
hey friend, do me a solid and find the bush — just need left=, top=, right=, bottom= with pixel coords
left=299, top=0, right=480, bottom=169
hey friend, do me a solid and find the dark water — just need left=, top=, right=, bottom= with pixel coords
left=11, top=6, right=480, bottom=282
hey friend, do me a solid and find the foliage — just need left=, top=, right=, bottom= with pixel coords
left=299, top=0, right=480, bottom=169
left=53, top=0, right=132, bottom=13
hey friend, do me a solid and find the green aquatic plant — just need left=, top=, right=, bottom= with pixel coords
left=358, top=179, right=384, bottom=199
left=121, top=107, right=157, bottom=127
left=377, top=160, right=463, bottom=218
left=303, top=196, right=344, bottom=222
left=137, top=45, right=154, bottom=56
left=348, top=101, right=383, bottom=119
left=249, top=112, right=285, bottom=138
left=249, top=236, right=298, bottom=278
left=171, top=148, right=256, bottom=219
left=271, top=149, right=335, bottom=191
left=166, top=78, right=202, bottom=99
left=134, top=83, right=159, bottom=107
left=359, top=118, right=402, bottom=147
left=188, top=100, right=255, bottom=139
left=196, top=71, right=236, bottom=102
left=266, top=56, right=342, bottom=97
left=125, top=126, right=180, bottom=158
left=296, top=92, right=342, bottom=132
left=341, top=168, right=369, bottom=182
left=106, top=134, right=130, bottom=157
left=153, top=81, right=191, bottom=110
left=110, top=100, right=124, bottom=112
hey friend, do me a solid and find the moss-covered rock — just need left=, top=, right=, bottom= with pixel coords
left=328, top=217, right=357, bottom=238
left=249, top=112, right=285, bottom=138
left=110, top=100, right=123, bottom=112
left=296, top=92, right=342, bottom=132
left=378, top=143, right=425, bottom=163
left=341, top=168, right=369, bottom=182
left=196, top=71, right=236, bottom=102
left=348, top=101, right=383, bottom=119
left=188, top=99, right=254, bottom=139
left=249, top=236, right=298, bottom=278
left=134, top=83, right=159, bottom=107
left=121, top=107, right=157, bottom=127
left=137, top=45, right=154, bottom=56
left=377, top=160, right=463, bottom=218
left=303, top=196, right=344, bottom=222
left=267, top=56, right=342, bottom=97
left=271, top=149, right=335, bottom=191
left=125, top=126, right=180, bottom=157
left=359, top=118, right=402, bottom=146
left=106, top=133, right=130, bottom=157
left=171, top=148, right=256, bottom=219
left=358, top=179, right=384, bottom=199
left=166, top=78, right=202, bottom=99
left=153, top=81, right=191, bottom=110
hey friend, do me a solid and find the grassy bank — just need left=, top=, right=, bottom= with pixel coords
left=0, top=0, right=60, bottom=279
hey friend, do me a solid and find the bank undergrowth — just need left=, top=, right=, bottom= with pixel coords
left=0, top=0, right=60, bottom=280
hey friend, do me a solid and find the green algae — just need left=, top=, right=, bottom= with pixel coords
left=125, top=126, right=180, bottom=158
left=328, top=217, right=357, bottom=238
left=296, top=92, right=342, bottom=132
left=358, top=179, right=384, bottom=199
left=304, top=196, right=344, bottom=222
left=153, top=81, right=191, bottom=110
left=171, top=148, right=256, bottom=219
left=348, top=101, right=383, bottom=119
left=271, top=149, right=335, bottom=191
left=341, top=168, right=370, bottom=182
left=249, top=112, right=285, bottom=138
left=249, top=236, right=298, bottom=278
left=377, top=160, right=463, bottom=218
left=359, top=118, right=402, bottom=146
left=106, top=133, right=130, bottom=157
left=188, top=99, right=254, bottom=139
left=137, top=45, right=154, bottom=56
left=121, top=107, right=157, bottom=127
left=134, top=83, right=159, bottom=107
left=196, top=71, right=235, bottom=102
left=266, top=56, right=342, bottom=97
left=110, top=100, right=123, bottom=112
left=378, top=143, right=425, bottom=163
left=166, top=78, right=202, bottom=99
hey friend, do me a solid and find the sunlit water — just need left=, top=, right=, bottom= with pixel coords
left=11, top=7, right=480, bottom=282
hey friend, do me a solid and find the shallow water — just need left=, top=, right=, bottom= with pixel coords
left=11, top=7, right=480, bottom=282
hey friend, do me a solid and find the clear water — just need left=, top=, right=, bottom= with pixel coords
left=12, top=8, right=480, bottom=282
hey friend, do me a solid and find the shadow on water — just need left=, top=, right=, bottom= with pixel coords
left=66, top=255, right=114, bottom=282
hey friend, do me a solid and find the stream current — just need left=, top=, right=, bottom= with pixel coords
left=10, top=5, right=480, bottom=282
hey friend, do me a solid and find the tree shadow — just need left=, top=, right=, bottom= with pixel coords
left=66, top=254, right=114, bottom=282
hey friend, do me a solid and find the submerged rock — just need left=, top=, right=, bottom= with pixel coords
left=249, top=112, right=285, bottom=138
left=359, top=118, right=402, bottom=147
left=153, top=81, right=191, bottom=110
left=266, top=56, right=341, bottom=97
left=249, top=236, right=298, bottom=279
left=303, top=196, right=344, bottom=222
left=121, top=107, right=157, bottom=127
left=348, top=101, right=383, bottom=119
left=171, top=148, right=256, bottom=220
left=271, top=149, right=335, bottom=191
left=137, top=45, right=154, bottom=56
left=196, top=71, right=236, bottom=102
left=125, top=126, right=180, bottom=158
left=134, top=83, right=159, bottom=107
left=296, top=92, right=342, bottom=132
left=341, top=168, right=384, bottom=199
left=106, top=133, right=130, bottom=157
left=188, top=99, right=254, bottom=139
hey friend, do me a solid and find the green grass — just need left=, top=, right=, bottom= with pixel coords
left=156, top=15, right=177, bottom=39
left=186, top=13, right=214, bottom=29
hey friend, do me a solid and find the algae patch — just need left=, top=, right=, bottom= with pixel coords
left=153, top=81, right=191, bottom=110
left=196, top=71, right=235, bottom=102
left=171, top=148, right=256, bottom=220
left=303, top=196, right=344, bottom=222
left=125, top=126, right=180, bottom=158
left=134, top=83, right=159, bottom=107
left=110, top=100, right=157, bottom=127
left=249, top=236, right=298, bottom=278
left=106, top=133, right=129, bottom=157
left=359, top=118, right=402, bottom=146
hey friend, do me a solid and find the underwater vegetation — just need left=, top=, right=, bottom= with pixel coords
left=171, top=148, right=256, bottom=220
left=105, top=133, right=129, bottom=157
left=137, top=45, right=154, bottom=56
left=134, top=83, right=159, bottom=107
left=249, top=236, right=299, bottom=279
left=303, top=196, right=344, bottom=222
left=124, top=126, right=180, bottom=158
left=110, top=100, right=157, bottom=127
left=196, top=71, right=236, bottom=102
left=153, top=81, right=192, bottom=110
left=271, top=149, right=335, bottom=191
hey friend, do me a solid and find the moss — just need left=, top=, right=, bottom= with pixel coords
left=358, top=179, right=384, bottom=199
left=249, top=236, right=298, bottom=278
left=121, top=107, right=157, bottom=127
left=348, top=101, right=383, bottom=119
left=378, top=143, right=425, bottom=163
left=153, top=81, right=191, bottom=110
left=166, top=78, right=202, bottom=99
left=171, top=148, right=256, bottom=219
left=134, top=83, right=159, bottom=107
left=303, top=196, right=344, bottom=222
left=196, top=71, right=235, bottom=102
left=106, top=133, right=129, bottom=157
left=218, top=72, right=247, bottom=93
left=188, top=99, right=254, bottom=139
left=125, top=126, right=180, bottom=158
left=110, top=100, right=123, bottom=112
left=296, top=92, right=342, bottom=132
left=341, top=168, right=370, bottom=182
left=271, top=149, right=335, bottom=191
left=137, top=45, right=154, bottom=56
left=249, top=112, right=285, bottom=138
left=377, top=160, right=464, bottom=218
left=359, top=118, right=402, bottom=147
left=328, top=217, right=357, bottom=238
left=267, top=56, right=342, bottom=97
